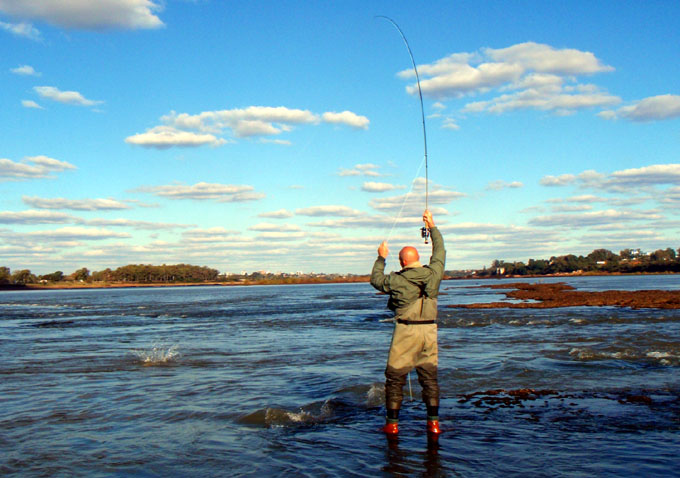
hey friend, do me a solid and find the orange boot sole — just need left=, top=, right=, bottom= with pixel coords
left=427, top=420, right=441, bottom=435
left=382, top=422, right=399, bottom=435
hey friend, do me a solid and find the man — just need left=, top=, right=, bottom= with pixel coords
left=370, top=210, right=445, bottom=436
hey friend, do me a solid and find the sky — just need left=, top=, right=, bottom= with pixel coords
left=1, top=0, right=679, bottom=275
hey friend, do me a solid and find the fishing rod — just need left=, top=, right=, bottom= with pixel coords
left=376, top=16, right=430, bottom=244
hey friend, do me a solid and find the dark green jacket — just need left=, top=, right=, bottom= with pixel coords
left=370, top=227, right=446, bottom=320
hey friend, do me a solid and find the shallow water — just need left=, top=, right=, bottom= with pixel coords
left=1, top=276, right=679, bottom=477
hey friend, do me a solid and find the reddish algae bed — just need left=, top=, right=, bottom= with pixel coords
left=449, top=282, right=680, bottom=309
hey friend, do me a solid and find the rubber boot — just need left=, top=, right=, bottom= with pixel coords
left=427, top=419, right=441, bottom=435
left=383, top=420, right=399, bottom=435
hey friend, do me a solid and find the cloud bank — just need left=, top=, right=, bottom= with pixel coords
left=126, top=106, right=369, bottom=149
left=138, top=182, right=265, bottom=202
left=0, top=155, right=76, bottom=181
left=34, top=86, right=102, bottom=107
left=0, top=0, right=163, bottom=30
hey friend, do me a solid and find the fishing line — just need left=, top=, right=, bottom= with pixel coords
left=376, top=16, right=430, bottom=244
left=385, top=155, right=426, bottom=242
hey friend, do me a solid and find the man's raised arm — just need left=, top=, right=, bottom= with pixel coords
left=370, top=241, right=391, bottom=293
left=424, top=210, right=446, bottom=279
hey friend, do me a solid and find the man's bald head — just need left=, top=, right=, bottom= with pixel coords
left=399, top=246, right=420, bottom=267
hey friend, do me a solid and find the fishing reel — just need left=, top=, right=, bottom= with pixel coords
left=421, top=226, right=430, bottom=244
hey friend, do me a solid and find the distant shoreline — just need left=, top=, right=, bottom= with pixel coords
left=0, top=277, right=371, bottom=291
left=1, top=271, right=678, bottom=292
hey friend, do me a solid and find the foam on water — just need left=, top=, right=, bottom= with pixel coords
left=131, top=343, right=181, bottom=366
left=366, top=382, right=385, bottom=407
left=569, top=346, right=679, bottom=366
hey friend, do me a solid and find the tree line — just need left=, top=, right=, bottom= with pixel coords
left=0, top=264, right=220, bottom=285
left=2, top=247, right=680, bottom=286
left=479, top=247, right=680, bottom=277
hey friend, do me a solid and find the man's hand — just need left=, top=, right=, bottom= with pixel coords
left=423, top=210, right=435, bottom=229
left=378, top=241, right=389, bottom=259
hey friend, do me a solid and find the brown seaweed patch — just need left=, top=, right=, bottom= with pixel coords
left=458, top=388, right=562, bottom=408
left=449, top=282, right=680, bottom=309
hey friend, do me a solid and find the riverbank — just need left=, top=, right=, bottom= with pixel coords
left=0, top=276, right=371, bottom=291
left=3, top=271, right=680, bottom=291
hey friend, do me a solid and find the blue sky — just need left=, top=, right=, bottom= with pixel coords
left=1, top=0, right=679, bottom=275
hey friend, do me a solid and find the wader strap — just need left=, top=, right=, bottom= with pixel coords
left=397, top=319, right=436, bottom=325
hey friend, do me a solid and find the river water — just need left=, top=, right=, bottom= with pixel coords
left=1, top=275, right=679, bottom=477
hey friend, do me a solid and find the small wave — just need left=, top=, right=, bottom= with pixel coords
left=239, top=401, right=333, bottom=428
left=569, top=347, right=679, bottom=366
left=31, top=319, right=76, bottom=328
left=131, top=343, right=181, bottom=366
left=365, top=383, right=385, bottom=407
left=0, top=302, right=69, bottom=309
left=239, top=383, right=384, bottom=428
left=646, top=351, right=679, bottom=366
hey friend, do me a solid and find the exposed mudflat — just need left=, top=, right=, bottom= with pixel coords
left=448, top=282, right=680, bottom=309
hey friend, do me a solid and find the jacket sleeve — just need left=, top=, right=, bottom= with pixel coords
left=370, top=256, right=391, bottom=293
left=427, top=227, right=446, bottom=280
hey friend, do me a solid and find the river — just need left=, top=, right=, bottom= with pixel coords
left=1, top=275, right=679, bottom=477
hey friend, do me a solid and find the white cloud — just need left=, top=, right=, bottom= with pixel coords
left=540, top=173, right=576, bottom=187
left=129, top=106, right=368, bottom=149
left=21, top=100, right=43, bottom=109
left=399, top=41, right=617, bottom=123
left=550, top=204, right=593, bottom=213
left=554, top=194, right=602, bottom=203
left=600, top=95, right=680, bottom=122
left=258, top=209, right=294, bottom=219
left=259, top=138, right=292, bottom=146
left=23, top=196, right=131, bottom=211
left=0, top=155, right=76, bottom=181
left=485, top=42, right=614, bottom=76
left=322, top=111, right=370, bottom=129
left=125, top=126, right=228, bottom=149
left=660, top=187, right=680, bottom=207
left=29, top=155, right=77, bottom=172
left=0, top=0, right=164, bottom=30
left=463, top=83, right=620, bottom=115
left=486, top=180, right=524, bottom=191
left=27, top=226, right=131, bottom=241
left=337, top=163, right=381, bottom=177
left=232, top=119, right=282, bottom=137
left=607, top=164, right=680, bottom=187
left=369, top=178, right=464, bottom=215
left=441, top=118, right=460, bottom=130
left=506, top=73, right=564, bottom=90
left=138, top=182, right=265, bottom=202
left=255, top=231, right=305, bottom=241
left=84, top=218, right=191, bottom=230
left=405, top=60, right=524, bottom=98
left=361, top=182, right=404, bottom=193
left=10, top=64, right=40, bottom=76
left=542, top=164, right=680, bottom=192
left=34, top=86, right=103, bottom=106
left=0, top=20, right=41, bottom=40
left=0, top=210, right=75, bottom=224
left=295, top=205, right=364, bottom=217
left=306, top=211, right=450, bottom=231
left=248, top=223, right=301, bottom=232
left=529, top=209, right=661, bottom=227
left=181, top=227, right=241, bottom=243
left=165, top=106, right=320, bottom=133
left=162, top=106, right=319, bottom=140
